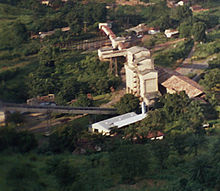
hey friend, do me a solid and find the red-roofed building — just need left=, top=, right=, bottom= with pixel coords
left=147, top=131, right=164, bottom=140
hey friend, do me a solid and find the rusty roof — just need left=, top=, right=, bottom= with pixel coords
left=157, top=67, right=204, bottom=98
left=102, top=25, right=116, bottom=39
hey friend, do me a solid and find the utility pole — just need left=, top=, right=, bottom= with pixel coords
left=46, top=109, right=52, bottom=135
left=109, top=57, right=113, bottom=74
left=83, top=21, right=88, bottom=33
left=114, top=57, right=118, bottom=76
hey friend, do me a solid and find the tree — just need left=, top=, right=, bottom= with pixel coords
left=179, top=21, right=192, bottom=38
left=5, top=112, right=25, bottom=126
left=159, top=91, right=190, bottom=122
left=0, top=21, right=28, bottom=49
left=7, top=163, right=43, bottom=191
left=27, top=65, right=59, bottom=97
left=54, top=160, right=78, bottom=189
left=157, top=15, right=173, bottom=31
left=199, top=68, right=220, bottom=92
left=58, top=77, right=80, bottom=103
left=38, top=46, right=60, bottom=66
left=151, top=139, right=170, bottom=169
left=190, top=155, right=211, bottom=185
left=140, top=109, right=166, bottom=133
left=72, top=168, right=108, bottom=191
left=171, top=5, right=192, bottom=23
left=109, top=144, right=150, bottom=183
left=74, top=94, right=93, bottom=107
left=11, top=21, right=28, bottom=45
left=115, top=94, right=140, bottom=114
left=0, top=126, right=37, bottom=152
left=191, top=22, right=206, bottom=42
left=13, top=131, right=38, bottom=153
left=186, top=134, right=206, bottom=156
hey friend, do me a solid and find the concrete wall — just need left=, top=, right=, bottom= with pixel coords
left=134, top=51, right=150, bottom=60
left=139, top=71, right=158, bottom=97
left=125, top=64, right=137, bottom=94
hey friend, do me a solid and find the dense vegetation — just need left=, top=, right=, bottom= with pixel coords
left=1, top=91, right=220, bottom=191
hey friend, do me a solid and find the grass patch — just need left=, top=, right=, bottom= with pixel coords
left=207, top=29, right=220, bottom=41
left=93, top=93, right=111, bottom=106
left=193, top=39, right=220, bottom=60
left=153, top=39, right=193, bottom=68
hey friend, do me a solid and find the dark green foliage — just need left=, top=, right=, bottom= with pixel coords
left=27, top=53, right=120, bottom=103
left=27, top=64, right=60, bottom=97
left=171, top=5, right=192, bottom=23
left=54, top=160, right=78, bottom=189
left=179, top=21, right=192, bottom=38
left=6, top=112, right=25, bottom=125
left=192, top=22, right=207, bottom=42
left=154, top=40, right=193, bottom=67
left=200, top=68, right=220, bottom=91
left=193, top=13, right=219, bottom=29
left=157, top=91, right=191, bottom=122
left=62, top=1, right=106, bottom=36
left=7, top=163, right=43, bottom=191
left=57, top=77, right=80, bottom=103
left=48, top=120, right=88, bottom=153
left=111, top=5, right=142, bottom=29
left=0, top=127, right=37, bottom=152
left=156, top=15, right=173, bottom=31
left=115, top=94, right=140, bottom=114
left=151, top=139, right=170, bottom=169
left=0, top=22, right=28, bottom=50
left=72, top=168, right=109, bottom=191
left=190, top=155, right=211, bottom=185
left=11, top=22, right=28, bottom=44
left=109, top=144, right=149, bottom=183
left=0, top=60, right=38, bottom=102
left=138, top=109, right=166, bottom=134
left=186, top=134, right=206, bottom=156
left=74, top=94, right=93, bottom=107
left=140, top=2, right=170, bottom=24
left=0, top=1, right=219, bottom=191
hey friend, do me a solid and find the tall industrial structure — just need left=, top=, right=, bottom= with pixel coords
left=98, top=23, right=159, bottom=105
left=125, top=46, right=158, bottom=105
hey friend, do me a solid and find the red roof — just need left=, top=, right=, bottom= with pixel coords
left=147, top=131, right=164, bottom=139
left=102, top=25, right=116, bottom=39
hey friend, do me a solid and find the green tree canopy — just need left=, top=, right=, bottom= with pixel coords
left=200, top=68, right=220, bottom=92
left=192, top=22, right=206, bottom=42
left=179, top=21, right=192, bottom=38
left=115, top=94, right=140, bottom=114
left=171, top=5, right=192, bottom=23
left=109, top=144, right=150, bottom=183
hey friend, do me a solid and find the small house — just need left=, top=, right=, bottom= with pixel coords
left=164, top=29, right=179, bottom=38
left=147, top=131, right=164, bottom=140
left=148, top=27, right=160, bottom=35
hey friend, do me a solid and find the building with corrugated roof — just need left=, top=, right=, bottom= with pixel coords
left=157, top=67, right=204, bottom=98
left=91, top=102, right=147, bottom=135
